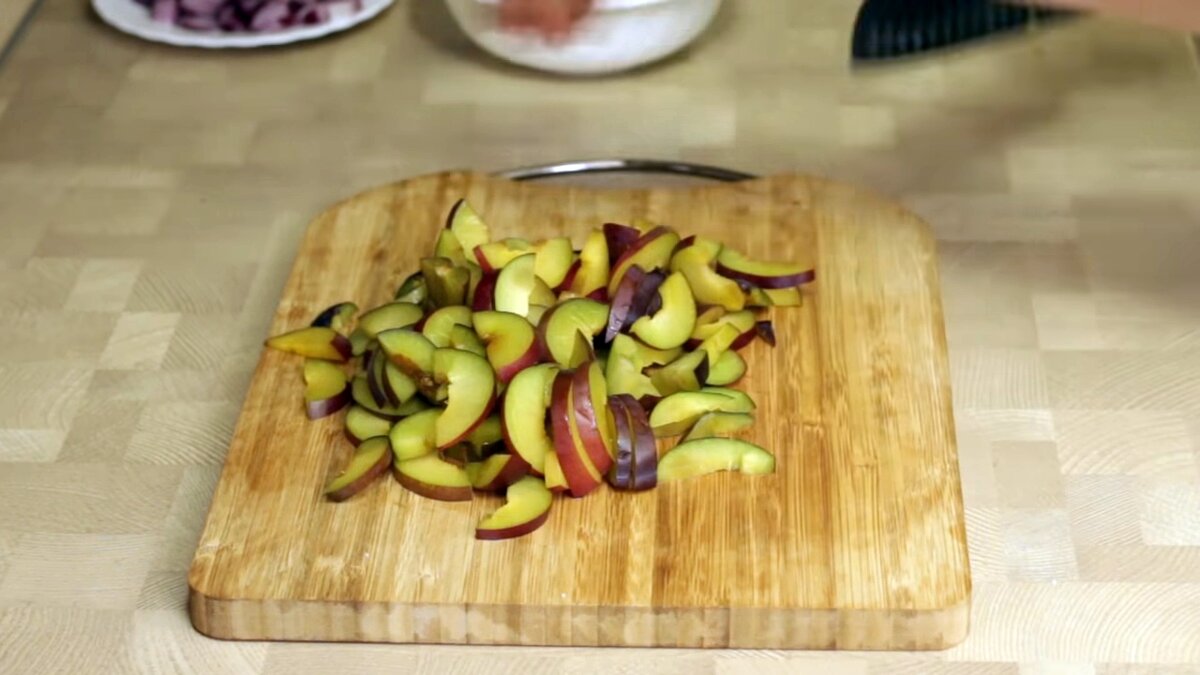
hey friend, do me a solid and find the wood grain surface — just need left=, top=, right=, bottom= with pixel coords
left=187, top=171, right=970, bottom=650
left=3, top=0, right=1200, bottom=671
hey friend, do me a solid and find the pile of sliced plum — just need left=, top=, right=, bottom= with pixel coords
left=265, top=200, right=814, bottom=540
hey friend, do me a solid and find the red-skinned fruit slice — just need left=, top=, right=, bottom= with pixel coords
left=568, top=229, right=609, bottom=297
left=303, top=359, right=350, bottom=420
left=358, top=302, right=423, bottom=339
left=446, top=199, right=491, bottom=254
left=696, top=323, right=743, bottom=368
left=449, top=324, right=486, bottom=357
left=603, top=222, right=642, bottom=264
left=383, top=361, right=418, bottom=406
left=756, top=320, right=776, bottom=347
left=466, top=453, right=529, bottom=492
left=606, top=397, right=636, bottom=490
left=630, top=271, right=696, bottom=350
left=570, top=362, right=615, bottom=474
left=325, top=436, right=392, bottom=502
left=472, top=271, right=498, bottom=311
left=608, top=226, right=681, bottom=296
left=537, top=298, right=609, bottom=367
left=345, top=406, right=392, bottom=445
left=310, top=302, right=358, bottom=334
left=604, top=264, right=646, bottom=342
left=715, top=247, right=815, bottom=289
left=473, top=310, right=540, bottom=384
left=549, top=371, right=603, bottom=497
left=266, top=327, right=352, bottom=362
left=689, top=309, right=756, bottom=349
left=501, top=363, right=556, bottom=475
left=432, top=348, right=497, bottom=449
left=658, top=438, right=775, bottom=482
left=475, top=476, right=553, bottom=541
left=618, top=394, right=659, bottom=491
left=394, top=451, right=473, bottom=502
left=364, top=349, right=390, bottom=407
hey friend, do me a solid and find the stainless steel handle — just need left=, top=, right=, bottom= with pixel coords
left=498, top=159, right=756, bottom=183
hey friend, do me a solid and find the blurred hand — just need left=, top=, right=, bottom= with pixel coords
left=499, top=0, right=594, bottom=39
left=1022, top=0, right=1200, bottom=32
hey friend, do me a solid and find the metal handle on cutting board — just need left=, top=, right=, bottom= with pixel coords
left=498, top=159, right=756, bottom=183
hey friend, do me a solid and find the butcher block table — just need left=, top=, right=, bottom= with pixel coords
left=1, top=0, right=1199, bottom=672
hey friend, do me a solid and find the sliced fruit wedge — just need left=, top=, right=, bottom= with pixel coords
left=671, top=244, right=746, bottom=311
left=351, top=376, right=410, bottom=420
left=501, top=363, right=556, bottom=475
left=568, top=229, right=609, bottom=297
left=608, top=226, right=681, bottom=297
left=715, top=247, right=815, bottom=289
left=494, top=253, right=540, bottom=318
left=422, top=257, right=470, bottom=308
left=325, top=436, right=393, bottom=502
left=422, top=305, right=473, bottom=348
left=630, top=271, right=696, bottom=350
left=648, top=388, right=756, bottom=437
left=266, top=326, right=353, bottom=362
left=434, top=228, right=468, bottom=266
left=473, top=310, right=540, bottom=383
left=394, top=272, right=427, bottom=305
left=537, top=298, right=609, bottom=368
left=432, top=348, right=497, bottom=449
left=310, top=302, right=358, bottom=333
left=475, top=476, right=553, bottom=540
left=388, top=407, right=440, bottom=461
left=303, top=358, right=351, bottom=420
left=475, top=237, right=533, bottom=272
left=378, top=329, right=439, bottom=399
left=620, top=394, right=659, bottom=491
left=682, top=411, right=754, bottom=442
left=358, top=302, right=424, bottom=339
left=648, top=350, right=708, bottom=397
left=466, top=414, right=504, bottom=456
left=706, top=350, right=747, bottom=386
left=394, top=451, right=473, bottom=502
left=764, top=287, right=803, bottom=306
left=533, top=237, right=575, bottom=288
left=345, top=405, right=393, bottom=445
left=446, top=199, right=491, bottom=254
left=658, top=438, right=775, bottom=482
left=466, top=453, right=529, bottom=492
left=543, top=451, right=568, bottom=493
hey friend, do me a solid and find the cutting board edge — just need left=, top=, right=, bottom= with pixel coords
left=188, top=588, right=971, bottom=650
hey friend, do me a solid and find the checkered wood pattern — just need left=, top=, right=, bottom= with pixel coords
left=1, top=0, right=1199, bottom=672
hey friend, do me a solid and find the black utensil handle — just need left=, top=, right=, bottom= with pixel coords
left=498, top=159, right=756, bottom=183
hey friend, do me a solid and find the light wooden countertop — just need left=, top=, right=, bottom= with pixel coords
left=1, top=1, right=1199, bottom=673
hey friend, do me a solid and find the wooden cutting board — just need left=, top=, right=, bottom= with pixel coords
left=188, top=171, right=970, bottom=650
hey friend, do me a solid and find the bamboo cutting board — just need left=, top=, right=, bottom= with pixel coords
left=187, top=171, right=970, bottom=650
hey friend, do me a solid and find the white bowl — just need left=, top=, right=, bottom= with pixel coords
left=444, top=0, right=722, bottom=75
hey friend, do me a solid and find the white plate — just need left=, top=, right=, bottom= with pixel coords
left=92, top=0, right=394, bottom=48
